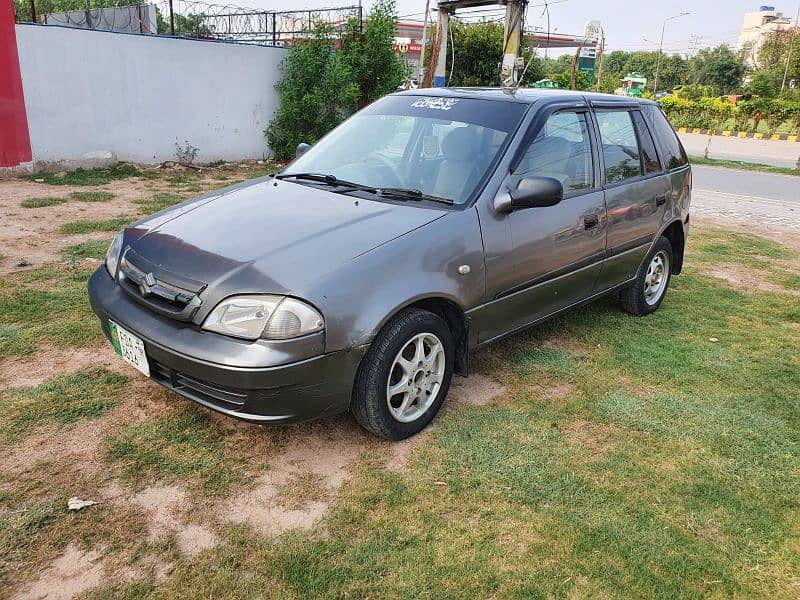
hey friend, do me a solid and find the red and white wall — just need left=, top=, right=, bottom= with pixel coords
left=0, top=0, right=33, bottom=169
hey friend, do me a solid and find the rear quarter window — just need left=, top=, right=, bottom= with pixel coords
left=646, top=105, right=688, bottom=170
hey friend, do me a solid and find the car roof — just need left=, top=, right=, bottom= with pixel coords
left=393, top=86, right=658, bottom=107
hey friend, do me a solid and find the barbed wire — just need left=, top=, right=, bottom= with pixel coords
left=15, top=1, right=363, bottom=45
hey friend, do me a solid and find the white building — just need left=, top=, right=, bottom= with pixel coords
left=737, top=6, right=795, bottom=67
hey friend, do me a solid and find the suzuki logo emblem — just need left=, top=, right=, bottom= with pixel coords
left=139, top=272, right=157, bottom=297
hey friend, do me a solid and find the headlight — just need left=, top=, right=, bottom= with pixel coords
left=105, top=232, right=124, bottom=278
left=202, top=295, right=324, bottom=340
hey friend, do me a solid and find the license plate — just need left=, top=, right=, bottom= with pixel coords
left=108, top=320, right=150, bottom=377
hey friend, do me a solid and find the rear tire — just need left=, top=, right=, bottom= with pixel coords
left=351, top=308, right=454, bottom=440
left=619, top=236, right=673, bottom=316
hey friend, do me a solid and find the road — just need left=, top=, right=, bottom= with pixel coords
left=692, top=165, right=799, bottom=231
left=679, top=132, right=800, bottom=169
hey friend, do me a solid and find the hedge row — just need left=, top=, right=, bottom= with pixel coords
left=659, top=96, right=800, bottom=135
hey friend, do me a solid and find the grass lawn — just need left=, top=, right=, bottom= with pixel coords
left=0, top=216, right=797, bottom=597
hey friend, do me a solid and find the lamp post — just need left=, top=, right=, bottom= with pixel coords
left=654, top=11, right=690, bottom=94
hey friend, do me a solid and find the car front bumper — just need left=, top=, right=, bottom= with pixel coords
left=88, top=268, right=365, bottom=423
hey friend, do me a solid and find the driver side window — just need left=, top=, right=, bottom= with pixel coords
left=515, top=111, right=594, bottom=194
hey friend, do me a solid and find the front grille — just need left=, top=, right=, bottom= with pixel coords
left=117, top=248, right=206, bottom=321
left=149, top=359, right=247, bottom=410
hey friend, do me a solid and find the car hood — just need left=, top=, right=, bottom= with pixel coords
left=126, top=177, right=446, bottom=298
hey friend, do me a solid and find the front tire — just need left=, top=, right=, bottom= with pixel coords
left=619, top=236, right=673, bottom=316
left=351, top=308, right=454, bottom=440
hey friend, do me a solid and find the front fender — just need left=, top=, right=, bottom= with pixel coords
left=306, top=207, right=486, bottom=351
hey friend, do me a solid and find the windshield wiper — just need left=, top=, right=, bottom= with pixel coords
left=275, top=172, right=377, bottom=193
left=277, top=174, right=454, bottom=206
left=377, top=187, right=454, bottom=205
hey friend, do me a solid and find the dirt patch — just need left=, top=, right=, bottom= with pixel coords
left=132, top=485, right=188, bottom=541
left=175, top=524, right=217, bottom=559
left=14, top=544, right=104, bottom=600
left=544, top=382, right=575, bottom=400
left=0, top=378, right=173, bottom=480
left=0, top=163, right=272, bottom=274
left=705, top=262, right=799, bottom=295
left=220, top=418, right=370, bottom=536
left=449, top=374, right=507, bottom=406
left=0, top=344, right=133, bottom=390
left=385, top=427, right=432, bottom=472
left=561, top=419, right=620, bottom=460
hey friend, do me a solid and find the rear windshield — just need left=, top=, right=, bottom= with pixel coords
left=646, top=105, right=689, bottom=170
left=283, top=96, right=528, bottom=205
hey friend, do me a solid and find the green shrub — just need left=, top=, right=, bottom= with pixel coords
left=265, top=0, right=405, bottom=160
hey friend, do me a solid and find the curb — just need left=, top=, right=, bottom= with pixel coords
left=677, top=127, right=799, bottom=142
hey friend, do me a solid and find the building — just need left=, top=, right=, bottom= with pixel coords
left=738, top=6, right=795, bottom=67
left=394, top=21, right=425, bottom=77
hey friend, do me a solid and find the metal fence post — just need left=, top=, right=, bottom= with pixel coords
left=169, top=0, right=175, bottom=35
left=271, top=12, right=276, bottom=45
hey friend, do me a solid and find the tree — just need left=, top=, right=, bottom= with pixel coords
left=687, top=45, right=745, bottom=94
left=758, top=30, right=800, bottom=94
left=265, top=25, right=359, bottom=160
left=446, top=20, right=503, bottom=87
left=744, top=70, right=780, bottom=98
left=266, top=0, right=404, bottom=159
left=604, top=50, right=629, bottom=76
left=339, top=0, right=407, bottom=107
left=443, top=21, right=543, bottom=87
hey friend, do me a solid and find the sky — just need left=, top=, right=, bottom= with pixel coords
left=236, top=0, right=800, bottom=56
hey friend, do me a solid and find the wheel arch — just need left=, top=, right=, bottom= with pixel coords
left=366, top=295, right=470, bottom=377
left=659, top=219, right=686, bottom=275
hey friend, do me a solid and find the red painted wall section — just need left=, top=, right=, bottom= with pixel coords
left=0, top=0, right=32, bottom=167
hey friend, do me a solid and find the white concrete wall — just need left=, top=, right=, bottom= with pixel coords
left=15, top=24, right=286, bottom=166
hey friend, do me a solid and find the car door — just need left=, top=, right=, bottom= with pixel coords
left=476, top=103, right=607, bottom=344
left=591, top=105, right=672, bottom=290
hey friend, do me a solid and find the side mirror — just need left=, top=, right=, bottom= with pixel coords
left=295, top=142, right=311, bottom=159
left=494, top=176, right=564, bottom=213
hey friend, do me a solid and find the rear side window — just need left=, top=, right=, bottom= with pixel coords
left=646, top=106, right=688, bottom=169
left=632, top=111, right=660, bottom=174
left=596, top=110, right=643, bottom=183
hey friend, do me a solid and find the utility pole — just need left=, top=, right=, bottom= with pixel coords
left=654, top=11, right=690, bottom=94
left=417, top=0, right=431, bottom=83
left=781, top=3, right=800, bottom=93
left=431, top=6, right=452, bottom=87
left=501, top=0, right=527, bottom=87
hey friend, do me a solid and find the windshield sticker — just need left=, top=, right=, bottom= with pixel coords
left=411, top=97, right=459, bottom=111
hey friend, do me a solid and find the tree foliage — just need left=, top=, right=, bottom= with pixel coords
left=687, top=45, right=745, bottom=95
left=266, top=0, right=405, bottom=159
left=265, top=25, right=359, bottom=160
left=744, top=70, right=780, bottom=99
left=339, top=0, right=407, bottom=107
left=445, top=20, right=543, bottom=87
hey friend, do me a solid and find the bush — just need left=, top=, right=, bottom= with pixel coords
left=265, top=26, right=359, bottom=160
left=265, top=0, right=406, bottom=160
left=659, top=95, right=800, bottom=134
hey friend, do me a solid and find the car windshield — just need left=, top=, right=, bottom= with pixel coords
left=281, top=95, right=528, bottom=205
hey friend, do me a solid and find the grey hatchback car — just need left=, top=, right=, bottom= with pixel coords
left=89, top=88, right=691, bottom=440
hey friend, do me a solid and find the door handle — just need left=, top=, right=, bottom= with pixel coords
left=655, top=194, right=667, bottom=206
left=584, top=214, right=599, bottom=230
